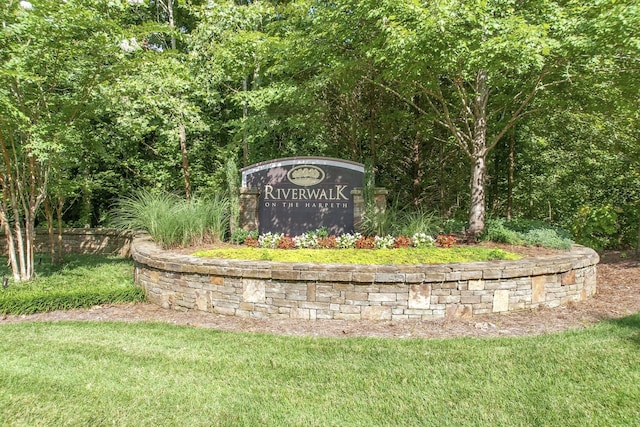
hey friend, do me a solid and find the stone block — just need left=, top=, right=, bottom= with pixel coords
left=290, top=308, right=310, bottom=319
left=438, top=295, right=461, bottom=304
left=408, top=284, right=431, bottom=309
left=243, top=279, right=265, bottom=303
left=195, top=290, right=209, bottom=311
left=468, top=279, right=485, bottom=291
left=334, top=313, right=362, bottom=320
left=318, top=271, right=353, bottom=282
left=493, top=290, right=510, bottom=312
left=561, top=270, right=576, bottom=286
left=352, top=272, right=375, bottom=283
left=374, top=273, right=405, bottom=283
left=307, top=284, right=316, bottom=302
left=272, top=270, right=301, bottom=281
left=361, top=306, right=392, bottom=320
left=532, top=275, right=546, bottom=303
left=345, top=291, right=369, bottom=302
left=213, top=306, right=236, bottom=316
left=460, top=270, right=483, bottom=280
left=369, top=293, right=397, bottom=302
left=340, top=305, right=362, bottom=314
left=483, top=269, right=502, bottom=280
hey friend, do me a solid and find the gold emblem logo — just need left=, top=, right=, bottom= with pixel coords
left=287, top=165, right=325, bottom=187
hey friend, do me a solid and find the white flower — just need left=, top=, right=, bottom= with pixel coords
left=19, top=1, right=34, bottom=10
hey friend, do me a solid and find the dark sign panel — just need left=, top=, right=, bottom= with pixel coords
left=241, top=157, right=365, bottom=236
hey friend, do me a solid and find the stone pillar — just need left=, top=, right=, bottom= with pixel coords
left=351, top=188, right=364, bottom=233
left=351, top=188, right=387, bottom=234
left=374, top=188, right=388, bottom=219
left=239, top=187, right=260, bottom=232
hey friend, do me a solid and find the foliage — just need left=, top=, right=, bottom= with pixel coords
left=276, top=235, right=296, bottom=249
left=257, top=232, right=284, bottom=249
left=230, top=228, right=258, bottom=245
left=1, top=0, right=638, bottom=254
left=436, top=235, right=458, bottom=248
left=481, top=218, right=573, bottom=250
left=193, top=246, right=519, bottom=264
left=395, top=209, right=442, bottom=238
left=374, top=235, right=396, bottom=249
left=393, top=235, right=411, bottom=249
left=110, top=189, right=229, bottom=248
left=0, top=255, right=143, bottom=315
left=571, top=205, right=620, bottom=250
left=0, top=0, right=141, bottom=280
left=411, top=233, right=436, bottom=249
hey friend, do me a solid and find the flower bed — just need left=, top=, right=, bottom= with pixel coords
left=132, top=236, right=599, bottom=321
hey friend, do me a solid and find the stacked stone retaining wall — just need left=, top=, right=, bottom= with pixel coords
left=132, top=237, right=599, bottom=320
left=0, top=229, right=132, bottom=256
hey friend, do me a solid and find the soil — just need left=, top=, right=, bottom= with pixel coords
left=2, top=247, right=639, bottom=339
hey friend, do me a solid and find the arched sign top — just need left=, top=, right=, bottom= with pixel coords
left=241, top=156, right=365, bottom=236
left=241, top=157, right=364, bottom=187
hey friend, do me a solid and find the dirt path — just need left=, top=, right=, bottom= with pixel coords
left=2, top=252, right=639, bottom=339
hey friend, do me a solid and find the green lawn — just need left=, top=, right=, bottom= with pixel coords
left=1, top=316, right=639, bottom=426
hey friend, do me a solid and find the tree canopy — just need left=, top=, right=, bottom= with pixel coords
left=1, top=0, right=639, bottom=277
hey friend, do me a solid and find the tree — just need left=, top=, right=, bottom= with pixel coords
left=0, top=0, right=132, bottom=280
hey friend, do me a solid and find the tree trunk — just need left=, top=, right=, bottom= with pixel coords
left=242, top=77, right=249, bottom=167
left=467, top=70, right=489, bottom=239
left=167, top=0, right=176, bottom=50
left=81, top=167, right=92, bottom=228
left=179, top=122, right=191, bottom=200
left=44, top=197, right=56, bottom=264
left=468, top=154, right=487, bottom=239
left=57, top=196, right=64, bottom=263
left=507, top=128, right=515, bottom=220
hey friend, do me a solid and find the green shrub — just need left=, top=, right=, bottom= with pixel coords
left=482, top=219, right=525, bottom=245
left=395, top=208, right=442, bottom=237
left=230, top=228, right=249, bottom=244
left=111, top=189, right=229, bottom=248
left=481, top=218, right=574, bottom=249
left=571, top=204, right=619, bottom=250
left=441, top=218, right=467, bottom=234
left=523, top=229, right=573, bottom=249
left=0, top=255, right=143, bottom=315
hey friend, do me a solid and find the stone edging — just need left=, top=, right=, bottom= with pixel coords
left=132, top=236, right=599, bottom=320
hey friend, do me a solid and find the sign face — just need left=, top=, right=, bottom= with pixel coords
left=241, top=157, right=364, bottom=236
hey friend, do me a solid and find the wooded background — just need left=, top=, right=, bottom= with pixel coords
left=1, top=0, right=638, bottom=256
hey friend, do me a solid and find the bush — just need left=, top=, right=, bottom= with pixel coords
left=395, top=208, right=442, bottom=237
left=481, top=218, right=573, bottom=249
left=111, top=189, right=230, bottom=248
left=482, top=219, right=525, bottom=245
left=0, top=255, right=144, bottom=315
left=523, top=229, right=573, bottom=250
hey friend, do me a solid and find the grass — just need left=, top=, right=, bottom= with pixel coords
left=110, top=189, right=230, bottom=248
left=0, top=254, right=144, bottom=315
left=193, top=246, right=521, bottom=264
left=0, top=316, right=639, bottom=426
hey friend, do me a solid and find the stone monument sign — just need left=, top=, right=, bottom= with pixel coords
left=241, top=157, right=365, bottom=236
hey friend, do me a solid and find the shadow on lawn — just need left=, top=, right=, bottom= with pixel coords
left=608, top=313, right=640, bottom=346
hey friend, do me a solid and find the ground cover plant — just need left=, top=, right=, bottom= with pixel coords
left=1, top=317, right=638, bottom=426
left=193, top=246, right=519, bottom=264
left=0, top=255, right=143, bottom=315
